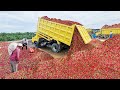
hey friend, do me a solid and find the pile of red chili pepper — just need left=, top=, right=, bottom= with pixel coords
left=0, top=21, right=120, bottom=79
left=2, top=29, right=120, bottom=79
left=41, top=16, right=82, bottom=26
left=102, top=23, right=120, bottom=29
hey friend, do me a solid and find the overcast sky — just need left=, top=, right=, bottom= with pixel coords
left=0, top=11, right=120, bottom=33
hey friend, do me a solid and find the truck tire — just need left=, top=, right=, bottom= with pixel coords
left=51, top=43, right=61, bottom=53
left=38, top=38, right=47, bottom=48
left=34, top=41, right=40, bottom=48
left=39, top=42, right=47, bottom=47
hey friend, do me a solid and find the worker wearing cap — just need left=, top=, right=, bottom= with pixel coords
left=8, top=42, right=23, bottom=73
left=22, top=38, right=28, bottom=50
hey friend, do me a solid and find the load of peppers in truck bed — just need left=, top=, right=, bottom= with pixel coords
left=41, top=16, right=83, bottom=26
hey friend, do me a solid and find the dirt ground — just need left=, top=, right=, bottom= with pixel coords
left=10, top=39, right=68, bottom=58
left=8, top=38, right=105, bottom=58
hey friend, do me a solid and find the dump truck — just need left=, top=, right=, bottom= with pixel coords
left=32, top=17, right=92, bottom=53
left=97, top=28, right=120, bottom=35
left=96, top=28, right=120, bottom=39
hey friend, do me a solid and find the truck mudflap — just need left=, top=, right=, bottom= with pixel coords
left=76, top=25, right=92, bottom=44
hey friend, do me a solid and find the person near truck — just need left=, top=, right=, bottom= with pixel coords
left=8, top=42, right=23, bottom=73
left=91, top=31, right=96, bottom=39
left=22, top=38, right=28, bottom=50
left=109, top=31, right=113, bottom=38
left=93, top=33, right=96, bottom=39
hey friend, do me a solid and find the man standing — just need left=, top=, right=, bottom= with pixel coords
left=22, top=38, right=28, bottom=50
left=110, top=31, right=113, bottom=38
left=93, top=33, right=96, bottom=39
left=8, top=43, right=23, bottom=73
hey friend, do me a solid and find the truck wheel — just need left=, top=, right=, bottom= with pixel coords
left=51, top=43, right=60, bottom=53
left=39, top=42, right=47, bottom=47
left=34, top=41, right=37, bottom=45
left=34, top=41, right=40, bottom=48
left=38, top=38, right=47, bottom=48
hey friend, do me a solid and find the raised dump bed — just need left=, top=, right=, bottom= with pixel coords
left=101, top=28, right=120, bottom=35
left=32, top=17, right=92, bottom=52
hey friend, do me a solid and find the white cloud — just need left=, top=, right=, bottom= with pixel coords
left=0, top=11, right=120, bottom=32
left=0, top=23, right=23, bottom=29
left=0, top=13, right=25, bottom=22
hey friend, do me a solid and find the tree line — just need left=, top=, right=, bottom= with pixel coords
left=0, top=32, right=35, bottom=41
